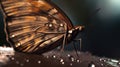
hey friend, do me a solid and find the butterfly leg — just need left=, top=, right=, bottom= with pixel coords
left=60, top=34, right=67, bottom=52
left=75, top=38, right=82, bottom=51
left=60, top=21, right=67, bottom=52
left=72, top=41, right=79, bottom=57
left=72, top=38, right=82, bottom=57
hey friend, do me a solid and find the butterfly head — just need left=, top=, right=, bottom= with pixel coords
left=75, top=26, right=85, bottom=32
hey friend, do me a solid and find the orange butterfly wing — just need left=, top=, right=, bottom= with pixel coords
left=0, top=0, right=74, bottom=53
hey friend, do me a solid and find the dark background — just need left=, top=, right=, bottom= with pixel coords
left=1, top=0, right=120, bottom=59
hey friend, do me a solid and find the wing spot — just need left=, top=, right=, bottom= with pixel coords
left=11, top=35, right=15, bottom=38
left=15, top=42, right=21, bottom=47
left=60, top=23, right=64, bottom=27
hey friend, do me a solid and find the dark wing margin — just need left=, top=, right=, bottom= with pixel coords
left=0, top=0, right=73, bottom=53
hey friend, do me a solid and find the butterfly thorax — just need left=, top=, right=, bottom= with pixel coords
left=67, top=26, right=83, bottom=42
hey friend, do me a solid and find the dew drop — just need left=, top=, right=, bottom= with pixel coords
left=38, top=60, right=41, bottom=64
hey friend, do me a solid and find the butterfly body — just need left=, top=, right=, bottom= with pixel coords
left=0, top=0, right=83, bottom=54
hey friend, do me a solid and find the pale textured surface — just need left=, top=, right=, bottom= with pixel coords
left=0, top=47, right=119, bottom=67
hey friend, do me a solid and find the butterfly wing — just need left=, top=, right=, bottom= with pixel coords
left=0, top=0, right=73, bottom=53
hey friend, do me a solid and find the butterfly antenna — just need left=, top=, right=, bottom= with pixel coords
left=86, top=8, right=101, bottom=22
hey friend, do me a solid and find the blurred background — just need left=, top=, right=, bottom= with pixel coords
left=0, top=0, right=120, bottom=59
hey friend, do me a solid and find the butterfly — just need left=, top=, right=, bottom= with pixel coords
left=0, top=0, right=83, bottom=54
